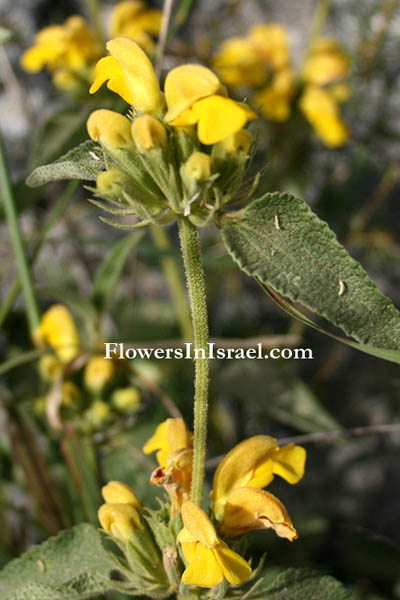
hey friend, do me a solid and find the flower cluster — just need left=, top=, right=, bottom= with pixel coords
left=33, top=304, right=141, bottom=428
left=20, top=1, right=161, bottom=95
left=97, top=417, right=306, bottom=592
left=86, top=37, right=256, bottom=227
left=213, top=25, right=351, bottom=147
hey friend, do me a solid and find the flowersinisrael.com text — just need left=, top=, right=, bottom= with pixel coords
left=104, top=342, right=313, bottom=361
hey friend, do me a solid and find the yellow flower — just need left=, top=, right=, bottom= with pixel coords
left=111, top=387, right=141, bottom=411
left=61, top=381, right=81, bottom=407
left=143, top=417, right=192, bottom=467
left=253, top=67, right=295, bottom=122
left=131, top=115, right=167, bottom=151
left=87, top=109, right=133, bottom=150
left=35, top=304, right=80, bottom=364
left=164, top=64, right=257, bottom=145
left=38, top=354, right=63, bottom=382
left=217, top=129, right=254, bottom=154
left=98, top=503, right=141, bottom=540
left=211, top=435, right=306, bottom=521
left=303, top=38, right=350, bottom=86
left=84, top=355, right=115, bottom=393
left=85, top=400, right=111, bottom=426
left=89, top=37, right=164, bottom=115
left=177, top=501, right=252, bottom=588
left=299, top=85, right=349, bottom=147
left=248, top=24, right=290, bottom=70
left=183, top=152, right=213, bottom=180
left=109, top=1, right=162, bottom=53
left=21, top=16, right=101, bottom=74
left=102, top=481, right=141, bottom=508
left=150, top=448, right=193, bottom=516
left=219, top=487, right=298, bottom=540
left=213, top=37, right=266, bottom=88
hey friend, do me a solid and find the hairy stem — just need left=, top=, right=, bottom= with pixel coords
left=178, top=217, right=209, bottom=506
left=150, top=224, right=193, bottom=340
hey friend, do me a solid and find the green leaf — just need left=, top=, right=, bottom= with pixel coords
left=92, top=231, right=144, bottom=313
left=0, top=524, right=119, bottom=600
left=26, top=141, right=104, bottom=188
left=248, top=568, right=354, bottom=599
left=220, top=192, right=400, bottom=351
left=261, top=283, right=400, bottom=365
left=28, top=105, right=93, bottom=171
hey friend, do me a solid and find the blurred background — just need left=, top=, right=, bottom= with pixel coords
left=0, top=1, right=400, bottom=598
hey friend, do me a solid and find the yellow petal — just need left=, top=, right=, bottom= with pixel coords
left=272, top=444, right=306, bottom=484
left=142, top=420, right=168, bottom=458
left=131, top=115, right=167, bottom=150
left=181, top=501, right=218, bottom=547
left=101, top=481, right=141, bottom=508
left=183, top=152, right=213, bottom=180
left=299, top=85, right=348, bottom=147
left=214, top=543, right=252, bottom=584
left=212, top=435, right=278, bottom=520
left=106, top=38, right=163, bottom=114
left=170, top=107, right=198, bottom=127
left=35, top=304, right=80, bottom=363
left=90, top=55, right=134, bottom=103
left=164, top=64, right=221, bottom=123
left=220, top=487, right=298, bottom=540
left=303, top=53, right=350, bottom=86
left=192, top=95, right=257, bottom=145
left=142, top=417, right=192, bottom=467
left=218, top=129, right=254, bottom=154
left=177, top=527, right=196, bottom=545
left=110, top=1, right=147, bottom=37
left=249, top=24, right=289, bottom=70
left=98, top=503, right=141, bottom=540
left=20, top=46, right=51, bottom=73
left=87, top=109, right=133, bottom=150
left=213, top=37, right=266, bottom=88
left=181, top=543, right=223, bottom=587
left=84, top=355, right=115, bottom=392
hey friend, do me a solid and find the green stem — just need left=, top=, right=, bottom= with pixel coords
left=0, top=180, right=78, bottom=329
left=178, top=217, right=209, bottom=506
left=0, top=133, right=40, bottom=334
left=150, top=224, right=193, bottom=340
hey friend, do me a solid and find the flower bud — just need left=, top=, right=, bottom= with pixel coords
left=219, top=129, right=253, bottom=154
left=131, top=115, right=167, bottom=151
left=38, top=354, right=63, bottom=382
left=61, top=381, right=81, bottom=407
left=85, top=400, right=111, bottom=426
left=98, top=503, right=141, bottom=540
left=96, top=169, right=127, bottom=197
left=102, top=481, right=141, bottom=509
left=111, top=387, right=141, bottom=411
left=87, top=109, right=133, bottom=150
left=84, top=355, right=115, bottom=393
left=183, top=152, right=212, bottom=180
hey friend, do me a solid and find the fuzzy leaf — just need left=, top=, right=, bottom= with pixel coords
left=220, top=192, right=400, bottom=351
left=26, top=141, right=104, bottom=187
left=0, top=524, right=120, bottom=600
left=249, top=568, right=354, bottom=600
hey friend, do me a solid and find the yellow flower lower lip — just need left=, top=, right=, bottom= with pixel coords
left=220, top=487, right=298, bottom=540
left=178, top=502, right=252, bottom=587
